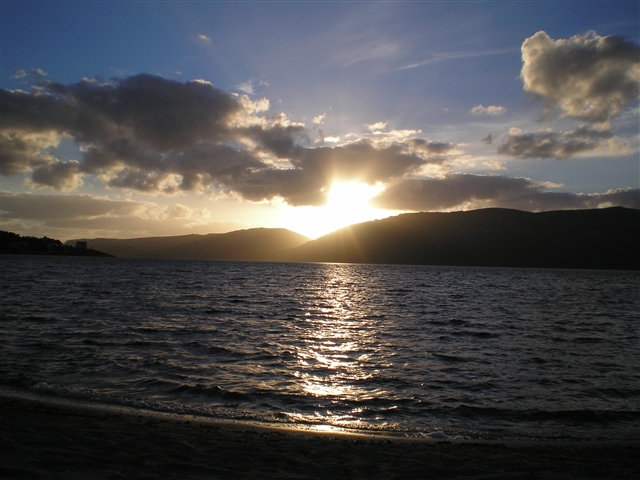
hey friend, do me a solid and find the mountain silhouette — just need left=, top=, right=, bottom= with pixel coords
left=60, top=207, right=640, bottom=269
left=281, top=207, right=640, bottom=270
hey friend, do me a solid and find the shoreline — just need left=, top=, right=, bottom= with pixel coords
left=2, top=393, right=639, bottom=479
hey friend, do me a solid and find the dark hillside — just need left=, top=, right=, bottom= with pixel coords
left=282, top=207, right=640, bottom=270
left=68, top=228, right=310, bottom=261
left=1, top=231, right=113, bottom=257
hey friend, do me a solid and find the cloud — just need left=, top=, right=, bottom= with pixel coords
left=1, top=73, right=464, bottom=206
left=366, top=121, right=387, bottom=131
left=521, top=31, right=640, bottom=123
left=234, top=79, right=268, bottom=95
left=394, top=47, right=519, bottom=72
left=2, top=74, right=243, bottom=148
left=12, top=68, right=48, bottom=79
left=1, top=74, right=265, bottom=192
left=236, top=80, right=255, bottom=95
left=482, top=134, right=494, bottom=145
left=197, top=34, right=212, bottom=44
left=371, top=174, right=542, bottom=210
left=370, top=174, right=639, bottom=211
left=313, top=113, right=326, bottom=125
left=1, top=191, right=143, bottom=220
left=0, top=129, right=64, bottom=176
left=0, top=191, right=245, bottom=239
left=30, top=159, right=82, bottom=191
left=471, top=105, right=506, bottom=115
left=497, top=125, right=618, bottom=159
left=229, top=138, right=457, bottom=206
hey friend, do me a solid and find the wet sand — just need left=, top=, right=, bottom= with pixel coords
left=1, top=394, right=639, bottom=479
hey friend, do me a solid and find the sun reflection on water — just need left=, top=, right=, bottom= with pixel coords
left=290, top=263, right=388, bottom=428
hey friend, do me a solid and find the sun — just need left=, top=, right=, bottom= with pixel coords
left=326, top=182, right=380, bottom=209
left=282, top=182, right=391, bottom=239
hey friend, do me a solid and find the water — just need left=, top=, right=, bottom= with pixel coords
left=1, top=255, right=639, bottom=441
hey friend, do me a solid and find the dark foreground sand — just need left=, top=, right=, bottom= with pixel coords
left=1, top=395, right=639, bottom=480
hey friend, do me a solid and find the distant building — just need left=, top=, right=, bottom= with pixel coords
left=75, top=241, right=87, bottom=249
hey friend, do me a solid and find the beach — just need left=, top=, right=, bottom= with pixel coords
left=1, top=394, right=638, bottom=480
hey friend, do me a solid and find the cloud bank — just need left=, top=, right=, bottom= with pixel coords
left=370, top=174, right=639, bottom=212
left=1, top=74, right=458, bottom=206
left=0, top=191, right=244, bottom=239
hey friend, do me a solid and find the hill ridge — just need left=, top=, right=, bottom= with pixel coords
left=46, top=207, right=640, bottom=269
left=67, top=228, right=310, bottom=261
left=281, top=206, right=639, bottom=270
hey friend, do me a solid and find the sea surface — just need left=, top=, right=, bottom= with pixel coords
left=1, top=255, right=639, bottom=441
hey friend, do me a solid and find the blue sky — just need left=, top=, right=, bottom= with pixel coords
left=2, top=1, right=639, bottom=240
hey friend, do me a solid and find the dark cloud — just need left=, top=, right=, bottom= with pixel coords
left=1, top=74, right=247, bottom=187
left=482, top=134, right=493, bottom=145
left=245, top=123, right=309, bottom=159
left=229, top=167, right=327, bottom=206
left=406, top=138, right=459, bottom=158
left=497, top=125, right=614, bottom=159
left=43, top=74, right=243, bottom=147
left=370, top=174, right=639, bottom=211
left=371, top=174, right=540, bottom=210
left=521, top=31, right=639, bottom=123
left=1, top=74, right=458, bottom=204
left=31, top=160, right=81, bottom=190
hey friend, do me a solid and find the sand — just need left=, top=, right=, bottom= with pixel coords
left=1, top=394, right=639, bottom=480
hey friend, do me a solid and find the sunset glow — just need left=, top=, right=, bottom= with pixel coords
left=283, top=182, right=390, bottom=239
left=1, top=2, right=638, bottom=241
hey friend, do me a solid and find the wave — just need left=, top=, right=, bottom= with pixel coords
left=449, top=404, right=640, bottom=424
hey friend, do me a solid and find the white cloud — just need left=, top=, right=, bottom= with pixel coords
left=313, top=113, right=326, bottom=125
left=471, top=105, right=506, bottom=115
left=234, top=79, right=268, bottom=95
left=12, top=68, right=48, bottom=79
left=366, top=121, right=387, bottom=131
left=394, top=47, right=519, bottom=72
left=191, top=78, right=213, bottom=86
left=236, top=80, right=255, bottom=95
left=197, top=34, right=211, bottom=44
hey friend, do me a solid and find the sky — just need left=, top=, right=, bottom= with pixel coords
left=1, top=0, right=639, bottom=241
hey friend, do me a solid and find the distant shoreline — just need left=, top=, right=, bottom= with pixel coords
left=4, top=206, right=640, bottom=269
left=0, top=231, right=113, bottom=257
